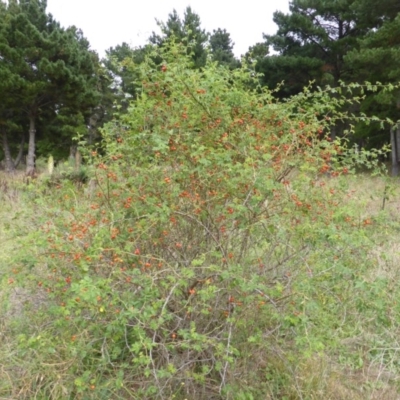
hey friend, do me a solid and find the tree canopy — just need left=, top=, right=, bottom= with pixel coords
left=149, top=6, right=209, bottom=69
left=249, top=0, right=400, bottom=147
left=209, top=28, right=240, bottom=69
left=0, top=0, right=99, bottom=173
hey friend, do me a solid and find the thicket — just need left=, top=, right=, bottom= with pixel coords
left=1, top=44, right=400, bottom=399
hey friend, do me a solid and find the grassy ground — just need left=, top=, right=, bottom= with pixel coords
left=0, top=173, right=30, bottom=396
left=1, top=170, right=400, bottom=399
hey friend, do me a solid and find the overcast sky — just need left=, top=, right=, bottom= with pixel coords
left=46, top=1, right=290, bottom=58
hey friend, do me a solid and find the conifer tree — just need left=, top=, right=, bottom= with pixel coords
left=257, top=0, right=364, bottom=96
left=209, top=28, right=240, bottom=69
left=150, top=7, right=209, bottom=68
left=0, top=0, right=99, bottom=175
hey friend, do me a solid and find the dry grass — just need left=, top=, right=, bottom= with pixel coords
left=1, top=171, right=400, bottom=398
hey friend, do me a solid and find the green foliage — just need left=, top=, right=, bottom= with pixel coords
left=2, top=43, right=400, bottom=398
left=103, top=42, right=153, bottom=106
left=150, top=6, right=209, bottom=69
left=345, top=14, right=400, bottom=145
left=252, top=0, right=400, bottom=147
left=0, top=0, right=100, bottom=172
left=255, top=55, right=325, bottom=97
left=209, top=28, right=240, bottom=69
left=260, top=0, right=363, bottom=92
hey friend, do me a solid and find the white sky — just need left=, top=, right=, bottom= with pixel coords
left=46, top=1, right=290, bottom=58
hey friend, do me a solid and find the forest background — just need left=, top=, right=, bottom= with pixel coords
left=1, top=0, right=400, bottom=173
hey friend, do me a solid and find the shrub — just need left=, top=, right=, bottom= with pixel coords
left=5, top=43, right=397, bottom=399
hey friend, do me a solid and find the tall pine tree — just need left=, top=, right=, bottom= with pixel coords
left=209, top=28, right=240, bottom=69
left=255, top=0, right=367, bottom=96
left=0, top=0, right=99, bottom=175
left=150, top=7, right=209, bottom=69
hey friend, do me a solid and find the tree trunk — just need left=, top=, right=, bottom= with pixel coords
left=391, top=125, right=400, bottom=176
left=14, top=134, right=25, bottom=168
left=26, top=115, right=36, bottom=176
left=1, top=129, right=16, bottom=173
left=88, top=112, right=100, bottom=145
